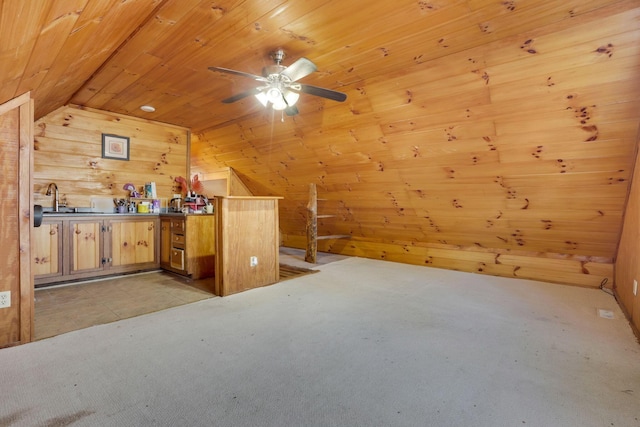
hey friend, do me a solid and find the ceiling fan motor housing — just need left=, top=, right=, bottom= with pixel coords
left=262, top=64, right=286, bottom=78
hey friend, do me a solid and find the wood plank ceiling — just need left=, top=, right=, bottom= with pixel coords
left=2, top=0, right=640, bottom=285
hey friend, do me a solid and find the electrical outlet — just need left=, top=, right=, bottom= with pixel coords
left=250, top=256, right=258, bottom=267
left=0, top=291, right=10, bottom=309
left=634, top=279, right=638, bottom=296
left=598, top=309, right=614, bottom=319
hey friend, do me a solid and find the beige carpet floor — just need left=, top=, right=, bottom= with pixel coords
left=2, top=257, right=639, bottom=426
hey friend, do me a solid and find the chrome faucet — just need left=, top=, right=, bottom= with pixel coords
left=45, top=182, right=59, bottom=212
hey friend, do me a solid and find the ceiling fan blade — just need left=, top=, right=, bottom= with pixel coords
left=208, top=66, right=267, bottom=82
left=280, top=57, right=317, bottom=82
left=297, top=84, right=347, bottom=102
left=221, top=87, right=262, bottom=104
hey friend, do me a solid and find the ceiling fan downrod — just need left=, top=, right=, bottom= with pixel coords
left=270, top=49, right=286, bottom=65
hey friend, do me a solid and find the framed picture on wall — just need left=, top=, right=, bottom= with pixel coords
left=102, top=133, right=130, bottom=161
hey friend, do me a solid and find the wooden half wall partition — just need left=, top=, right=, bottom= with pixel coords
left=214, top=196, right=281, bottom=296
left=0, top=93, right=34, bottom=347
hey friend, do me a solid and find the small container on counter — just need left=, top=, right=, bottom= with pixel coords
left=137, top=201, right=150, bottom=213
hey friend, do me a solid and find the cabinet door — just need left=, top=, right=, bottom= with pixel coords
left=69, top=220, right=103, bottom=275
left=111, top=218, right=157, bottom=267
left=160, top=218, right=171, bottom=267
left=33, top=220, right=63, bottom=279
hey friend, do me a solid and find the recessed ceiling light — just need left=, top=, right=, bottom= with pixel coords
left=140, top=105, right=155, bottom=112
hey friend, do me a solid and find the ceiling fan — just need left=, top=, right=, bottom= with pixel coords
left=208, top=49, right=347, bottom=116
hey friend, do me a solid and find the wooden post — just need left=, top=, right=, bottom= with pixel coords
left=305, top=183, right=318, bottom=263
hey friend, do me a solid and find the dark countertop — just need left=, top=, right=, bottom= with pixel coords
left=41, top=210, right=214, bottom=218
left=160, top=212, right=215, bottom=217
left=42, top=212, right=160, bottom=217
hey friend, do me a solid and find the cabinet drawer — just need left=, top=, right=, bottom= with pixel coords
left=171, top=233, right=185, bottom=248
left=170, top=219, right=185, bottom=233
left=170, top=248, right=185, bottom=270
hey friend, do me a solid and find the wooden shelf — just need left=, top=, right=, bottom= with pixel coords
left=305, top=183, right=350, bottom=263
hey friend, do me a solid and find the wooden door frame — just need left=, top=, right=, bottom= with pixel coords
left=0, top=92, right=34, bottom=345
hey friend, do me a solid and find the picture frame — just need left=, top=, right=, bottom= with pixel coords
left=102, top=133, right=130, bottom=161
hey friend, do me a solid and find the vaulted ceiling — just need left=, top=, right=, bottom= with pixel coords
left=5, top=0, right=446, bottom=131
left=3, top=0, right=640, bottom=285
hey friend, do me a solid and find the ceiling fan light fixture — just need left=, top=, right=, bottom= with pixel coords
left=255, top=87, right=300, bottom=111
left=271, top=95, right=287, bottom=111
left=255, top=91, right=269, bottom=107
left=266, top=87, right=282, bottom=103
left=283, top=90, right=299, bottom=107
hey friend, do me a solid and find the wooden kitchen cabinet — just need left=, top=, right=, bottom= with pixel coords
left=169, top=217, right=186, bottom=272
left=34, top=215, right=160, bottom=287
left=32, top=220, right=63, bottom=280
left=69, top=219, right=104, bottom=276
left=160, top=214, right=215, bottom=279
left=111, top=218, right=157, bottom=267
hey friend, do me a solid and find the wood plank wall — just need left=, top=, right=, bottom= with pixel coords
left=34, top=105, right=189, bottom=209
left=192, top=1, right=640, bottom=289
